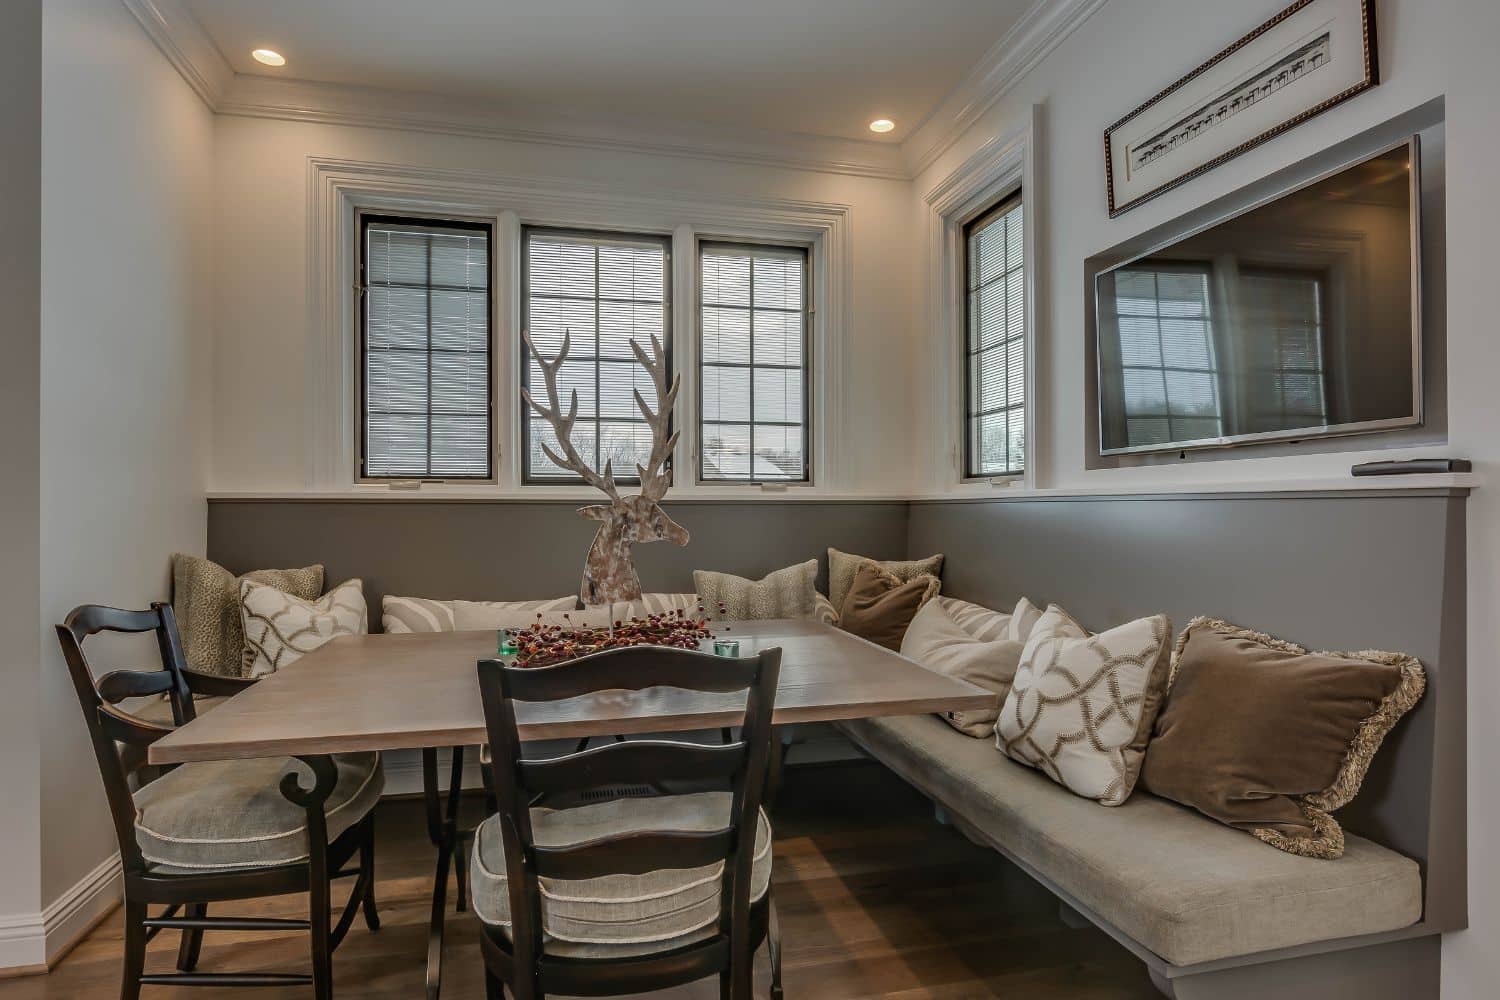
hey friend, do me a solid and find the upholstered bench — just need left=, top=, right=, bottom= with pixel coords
left=838, top=713, right=1429, bottom=1000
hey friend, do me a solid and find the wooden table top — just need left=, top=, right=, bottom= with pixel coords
left=149, top=619, right=992, bottom=765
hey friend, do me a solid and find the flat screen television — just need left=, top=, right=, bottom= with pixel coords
left=1094, top=139, right=1421, bottom=456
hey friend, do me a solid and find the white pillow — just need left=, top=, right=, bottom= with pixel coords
left=241, top=578, right=368, bottom=678
left=934, top=596, right=1010, bottom=642
left=901, top=601, right=1025, bottom=737
left=995, top=604, right=1173, bottom=806
left=1008, top=596, right=1043, bottom=643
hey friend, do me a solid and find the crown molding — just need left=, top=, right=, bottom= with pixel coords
left=903, top=0, right=1109, bottom=179
left=119, top=0, right=906, bottom=180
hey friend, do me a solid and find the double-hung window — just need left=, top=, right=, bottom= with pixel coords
left=359, top=215, right=493, bottom=480
left=698, top=242, right=811, bottom=483
left=521, top=228, right=672, bottom=484
left=963, top=194, right=1025, bottom=478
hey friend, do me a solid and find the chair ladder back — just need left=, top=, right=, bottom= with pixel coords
left=54, top=602, right=197, bottom=875
left=475, top=644, right=782, bottom=973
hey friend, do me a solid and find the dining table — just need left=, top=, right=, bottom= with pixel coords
left=149, top=618, right=993, bottom=999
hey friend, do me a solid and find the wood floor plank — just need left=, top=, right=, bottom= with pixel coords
left=0, top=761, right=1157, bottom=999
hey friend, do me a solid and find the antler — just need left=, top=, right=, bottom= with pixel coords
left=630, top=332, right=680, bottom=502
left=522, top=330, right=620, bottom=500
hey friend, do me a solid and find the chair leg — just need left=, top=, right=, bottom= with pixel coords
left=310, top=859, right=333, bottom=1000
left=485, top=970, right=506, bottom=1000
left=121, top=899, right=147, bottom=1000
left=175, top=902, right=206, bottom=972
left=360, top=814, right=381, bottom=932
left=768, top=895, right=785, bottom=1000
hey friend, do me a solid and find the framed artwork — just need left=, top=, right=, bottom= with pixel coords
left=1104, top=0, right=1378, bottom=217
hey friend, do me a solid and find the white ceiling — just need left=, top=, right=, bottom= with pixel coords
left=184, top=0, right=1038, bottom=143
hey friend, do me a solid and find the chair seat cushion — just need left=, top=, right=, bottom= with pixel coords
left=470, top=791, right=772, bottom=947
left=134, top=752, right=383, bottom=872
left=838, top=713, right=1421, bottom=966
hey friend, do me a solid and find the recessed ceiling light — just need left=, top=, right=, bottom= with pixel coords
left=252, top=48, right=286, bottom=67
left=869, top=118, right=895, bottom=134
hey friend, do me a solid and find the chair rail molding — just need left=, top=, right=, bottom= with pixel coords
left=903, top=0, right=1107, bottom=178
left=307, top=156, right=852, bottom=493
left=922, top=108, right=1039, bottom=492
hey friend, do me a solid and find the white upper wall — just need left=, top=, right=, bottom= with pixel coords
left=208, top=117, right=918, bottom=494
left=38, top=0, right=213, bottom=910
left=911, top=0, right=1451, bottom=492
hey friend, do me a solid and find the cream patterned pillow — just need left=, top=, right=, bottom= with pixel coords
left=693, top=561, right=818, bottom=620
left=995, top=605, right=1173, bottom=806
left=171, top=554, right=324, bottom=677
left=1008, top=596, right=1043, bottom=643
left=828, top=548, right=944, bottom=609
left=381, top=595, right=459, bottom=634
left=241, top=578, right=368, bottom=678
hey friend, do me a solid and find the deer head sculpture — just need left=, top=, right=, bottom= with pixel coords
left=522, top=329, right=689, bottom=606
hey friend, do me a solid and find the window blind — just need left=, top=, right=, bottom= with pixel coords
left=699, top=243, right=810, bottom=483
left=360, top=216, right=492, bottom=479
left=522, top=228, right=671, bottom=484
left=964, top=195, right=1025, bottom=478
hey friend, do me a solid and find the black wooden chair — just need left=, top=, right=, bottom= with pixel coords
left=472, top=644, right=783, bottom=1000
left=56, top=602, right=382, bottom=1000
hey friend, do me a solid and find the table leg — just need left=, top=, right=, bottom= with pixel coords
left=422, top=746, right=467, bottom=1000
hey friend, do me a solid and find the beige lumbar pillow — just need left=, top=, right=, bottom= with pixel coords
left=827, top=548, right=943, bottom=610
left=996, top=604, right=1173, bottom=806
left=172, top=553, right=324, bottom=677
left=694, top=561, right=818, bottom=619
left=241, top=578, right=368, bottom=678
left=902, top=599, right=1025, bottom=737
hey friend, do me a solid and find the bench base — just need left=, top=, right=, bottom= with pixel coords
left=1150, top=934, right=1439, bottom=1000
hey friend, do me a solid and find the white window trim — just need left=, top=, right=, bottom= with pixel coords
left=307, top=157, right=851, bottom=497
left=922, top=106, right=1038, bottom=492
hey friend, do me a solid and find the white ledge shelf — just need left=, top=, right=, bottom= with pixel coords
left=206, top=473, right=1478, bottom=505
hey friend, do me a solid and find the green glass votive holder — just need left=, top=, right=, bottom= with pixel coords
left=497, top=631, right=520, bottom=660
left=713, top=638, right=741, bottom=657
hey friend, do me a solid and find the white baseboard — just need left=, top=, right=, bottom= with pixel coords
left=0, top=852, right=122, bottom=974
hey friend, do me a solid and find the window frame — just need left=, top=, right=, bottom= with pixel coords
left=356, top=211, right=496, bottom=483
left=517, top=225, right=674, bottom=487
left=695, top=239, right=814, bottom=485
left=961, top=191, right=1026, bottom=482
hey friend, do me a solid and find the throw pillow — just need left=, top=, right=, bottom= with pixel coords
left=1009, top=596, right=1043, bottom=643
left=693, top=561, right=819, bottom=620
left=240, top=578, right=368, bottom=678
left=1140, top=618, right=1425, bottom=859
left=827, top=548, right=944, bottom=610
left=837, top=562, right=941, bottom=651
left=901, top=599, right=1025, bottom=737
left=380, top=595, right=583, bottom=634
left=996, top=605, right=1173, bottom=806
left=934, top=596, right=1011, bottom=642
left=171, top=553, right=324, bottom=678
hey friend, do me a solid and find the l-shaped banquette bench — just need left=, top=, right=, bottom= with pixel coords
left=205, top=488, right=1470, bottom=1000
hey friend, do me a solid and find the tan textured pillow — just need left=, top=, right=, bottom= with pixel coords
left=902, top=600, right=1025, bottom=737
left=996, top=605, right=1173, bottom=806
left=1140, top=618, right=1425, bottom=859
left=171, top=554, right=323, bottom=677
left=827, top=548, right=944, bottom=610
left=240, top=578, right=367, bottom=678
left=837, top=563, right=941, bottom=651
left=693, top=561, right=818, bottom=620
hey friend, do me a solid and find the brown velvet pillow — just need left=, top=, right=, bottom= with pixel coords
left=837, top=562, right=940, bottom=650
left=1140, top=618, right=1425, bottom=858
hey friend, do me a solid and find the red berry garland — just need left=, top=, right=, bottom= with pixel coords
left=504, top=605, right=727, bottom=668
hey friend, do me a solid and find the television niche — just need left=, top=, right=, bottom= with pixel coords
left=1094, top=139, right=1420, bottom=456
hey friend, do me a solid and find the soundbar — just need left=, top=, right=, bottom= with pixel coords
left=1351, top=459, right=1471, bottom=476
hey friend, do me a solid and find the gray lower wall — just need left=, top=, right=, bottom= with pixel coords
left=907, top=489, right=1468, bottom=933
left=207, top=498, right=910, bottom=616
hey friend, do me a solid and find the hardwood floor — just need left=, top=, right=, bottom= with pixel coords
left=0, top=761, right=1157, bottom=999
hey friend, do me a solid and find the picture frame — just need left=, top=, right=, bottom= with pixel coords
left=1103, top=0, right=1378, bottom=217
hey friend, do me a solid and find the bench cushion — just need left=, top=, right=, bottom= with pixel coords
left=839, top=713, right=1421, bottom=966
